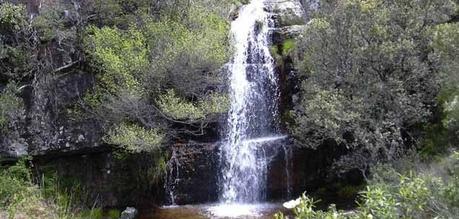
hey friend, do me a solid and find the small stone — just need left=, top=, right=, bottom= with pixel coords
left=120, top=207, right=138, bottom=219
left=77, top=134, right=85, bottom=142
left=283, top=197, right=301, bottom=209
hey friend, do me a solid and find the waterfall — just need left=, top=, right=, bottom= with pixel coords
left=165, top=149, right=179, bottom=205
left=220, top=0, right=283, bottom=203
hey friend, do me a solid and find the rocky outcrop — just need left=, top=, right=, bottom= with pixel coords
left=165, top=139, right=362, bottom=206
left=267, top=0, right=307, bottom=43
left=267, top=0, right=306, bottom=26
left=27, top=71, right=101, bottom=155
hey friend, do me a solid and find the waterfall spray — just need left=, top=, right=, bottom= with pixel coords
left=220, top=0, right=282, bottom=204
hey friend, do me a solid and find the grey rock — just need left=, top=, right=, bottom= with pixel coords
left=272, top=25, right=307, bottom=44
left=8, top=142, right=28, bottom=158
left=120, top=207, right=138, bottom=219
left=266, top=0, right=307, bottom=27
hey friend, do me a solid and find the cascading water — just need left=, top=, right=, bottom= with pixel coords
left=220, top=0, right=284, bottom=204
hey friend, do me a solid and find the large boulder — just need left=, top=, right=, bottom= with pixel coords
left=266, top=0, right=307, bottom=27
left=266, top=0, right=308, bottom=43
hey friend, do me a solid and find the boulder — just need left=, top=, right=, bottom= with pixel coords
left=272, top=25, right=307, bottom=44
left=266, top=0, right=307, bottom=27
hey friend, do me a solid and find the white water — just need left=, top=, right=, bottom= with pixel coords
left=220, top=0, right=282, bottom=203
left=207, top=203, right=280, bottom=218
left=242, top=135, right=287, bottom=144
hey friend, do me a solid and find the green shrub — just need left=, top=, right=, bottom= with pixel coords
left=0, top=158, right=59, bottom=218
left=0, top=83, right=24, bottom=131
left=158, top=90, right=229, bottom=121
left=106, top=122, right=164, bottom=153
left=282, top=152, right=459, bottom=218
left=0, top=158, right=32, bottom=207
left=158, top=90, right=205, bottom=120
left=85, top=26, right=147, bottom=95
left=0, top=3, right=27, bottom=31
left=199, top=92, right=230, bottom=115
left=275, top=193, right=347, bottom=219
left=0, top=159, right=103, bottom=219
left=358, top=184, right=398, bottom=219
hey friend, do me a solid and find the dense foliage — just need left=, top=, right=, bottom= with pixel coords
left=82, top=0, right=231, bottom=149
left=0, top=0, right=234, bottom=151
left=291, top=0, right=459, bottom=174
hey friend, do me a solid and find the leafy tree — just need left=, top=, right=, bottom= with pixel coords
left=433, top=22, right=459, bottom=138
left=85, top=26, right=148, bottom=95
left=290, top=0, right=457, bottom=173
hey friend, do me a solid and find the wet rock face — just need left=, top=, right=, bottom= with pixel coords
left=166, top=143, right=220, bottom=205
left=166, top=141, right=294, bottom=204
left=27, top=71, right=101, bottom=155
left=0, top=71, right=99, bottom=161
left=165, top=140, right=359, bottom=205
left=34, top=150, right=165, bottom=208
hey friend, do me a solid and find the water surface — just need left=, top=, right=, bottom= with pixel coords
left=144, top=203, right=292, bottom=219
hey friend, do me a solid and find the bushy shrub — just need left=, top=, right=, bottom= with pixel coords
left=106, top=123, right=163, bottom=153
left=85, top=26, right=148, bottom=95
left=0, top=3, right=27, bottom=32
left=275, top=194, right=346, bottom=219
left=158, top=90, right=229, bottom=121
left=0, top=158, right=59, bottom=218
left=281, top=152, right=459, bottom=218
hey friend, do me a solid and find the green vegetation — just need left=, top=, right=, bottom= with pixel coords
left=0, top=3, right=33, bottom=81
left=0, top=83, right=23, bottom=131
left=80, top=0, right=231, bottom=151
left=106, top=123, right=163, bottom=152
left=0, top=158, right=114, bottom=219
left=1, top=0, right=458, bottom=217
left=0, top=0, right=232, bottom=216
left=290, top=0, right=458, bottom=172
left=281, top=0, right=459, bottom=217
left=276, top=152, right=459, bottom=219
left=158, top=90, right=230, bottom=121
left=1, top=0, right=232, bottom=152
left=85, top=26, right=148, bottom=95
